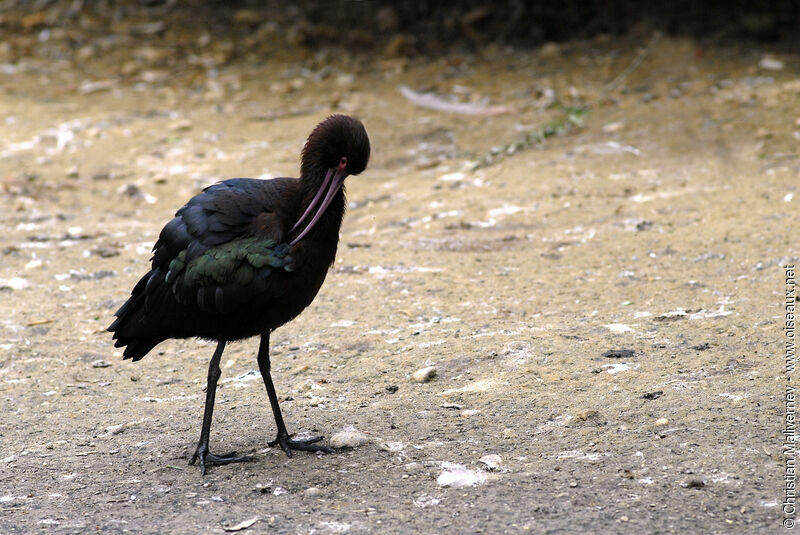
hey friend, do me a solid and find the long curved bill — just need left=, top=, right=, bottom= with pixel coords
left=290, top=168, right=333, bottom=235
left=290, top=167, right=348, bottom=246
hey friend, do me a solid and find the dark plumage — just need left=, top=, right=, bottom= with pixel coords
left=109, top=115, right=370, bottom=473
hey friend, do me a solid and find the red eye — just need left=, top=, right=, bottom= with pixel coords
left=339, top=157, right=347, bottom=169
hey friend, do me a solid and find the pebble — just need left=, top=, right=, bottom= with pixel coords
left=655, top=417, right=669, bottom=427
left=233, top=9, right=262, bottom=26
left=602, top=121, right=624, bottom=134
left=169, top=120, right=192, bottom=132
left=684, top=479, right=706, bottom=489
left=602, top=349, right=635, bottom=359
left=253, top=482, right=272, bottom=494
left=378, top=441, right=404, bottom=452
left=294, top=380, right=319, bottom=393
left=336, top=74, right=354, bottom=87
left=128, top=22, right=166, bottom=37
left=576, top=410, right=599, bottom=421
left=92, top=360, right=111, bottom=368
left=329, top=426, right=370, bottom=449
left=303, top=487, right=321, bottom=497
left=222, top=517, right=258, bottom=532
left=412, top=366, right=437, bottom=383
left=755, top=127, right=772, bottom=139
left=291, top=364, right=309, bottom=375
left=478, top=454, right=503, bottom=472
left=0, top=277, right=29, bottom=290
left=105, top=424, right=125, bottom=435
left=437, top=463, right=487, bottom=488
left=461, top=409, right=480, bottom=417
left=759, top=56, right=784, bottom=71
left=538, top=42, right=560, bottom=58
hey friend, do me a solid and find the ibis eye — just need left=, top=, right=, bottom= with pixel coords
left=339, top=157, right=347, bottom=169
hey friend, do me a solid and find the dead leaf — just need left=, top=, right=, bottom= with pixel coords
left=222, top=518, right=259, bottom=532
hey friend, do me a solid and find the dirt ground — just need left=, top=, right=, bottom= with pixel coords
left=0, top=7, right=798, bottom=535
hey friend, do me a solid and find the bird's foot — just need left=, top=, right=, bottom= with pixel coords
left=269, top=432, right=334, bottom=458
left=189, top=443, right=254, bottom=475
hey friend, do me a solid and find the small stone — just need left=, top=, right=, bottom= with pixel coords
left=461, top=409, right=480, bottom=418
left=0, top=277, right=29, bottom=290
left=602, top=349, right=635, bottom=359
left=759, top=56, right=784, bottom=71
left=576, top=410, right=599, bottom=421
left=539, top=42, right=560, bottom=58
left=105, top=424, right=125, bottom=435
left=329, top=426, right=370, bottom=449
left=294, top=380, right=317, bottom=393
left=119, top=184, right=142, bottom=198
left=92, top=360, right=111, bottom=368
left=222, top=517, right=258, bottom=532
left=303, top=487, right=321, bottom=497
left=654, top=309, right=687, bottom=322
left=291, top=364, right=309, bottom=375
left=128, top=22, right=166, bottom=37
left=253, top=482, right=272, bottom=494
left=233, top=9, right=262, bottom=26
left=170, top=120, right=192, bottom=132
left=602, top=121, right=624, bottom=134
left=336, top=73, right=354, bottom=87
left=755, top=127, right=772, bottom=139
left=378, top=441, right=404, bottom=452
left=655, top=417, right=669, bottom=427
left=66, top=166, right=79, bottom=178
left=478, top=454, right=503, bottom=472
left=412, top=366, right=437, bottom=383
left=437, top=463, right=487, bottom=487
left=92, top=247, right=119, bottom=258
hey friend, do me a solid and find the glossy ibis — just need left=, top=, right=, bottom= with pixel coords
left=109, top=115, right=370, bottom=474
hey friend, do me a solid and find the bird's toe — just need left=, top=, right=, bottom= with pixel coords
left=190, top=443, right=254, bottom=474
left=270, top=433, right=334, bottom=456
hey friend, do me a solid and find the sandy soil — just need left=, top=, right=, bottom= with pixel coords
left=0, top=13, right=797, bottom=535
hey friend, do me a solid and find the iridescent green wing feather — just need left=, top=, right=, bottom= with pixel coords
left=166, top=237, right=294, bottom=313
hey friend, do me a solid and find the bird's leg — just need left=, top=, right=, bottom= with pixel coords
left=257, top=332, right=334, bottom=457
left=189, top=340, right=254, bottom=474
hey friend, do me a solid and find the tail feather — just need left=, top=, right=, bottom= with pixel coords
left=118, top=336, right=162, bottom=362
left=108, top=271, right=166, bottom=362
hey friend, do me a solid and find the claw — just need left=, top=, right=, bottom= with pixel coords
left=190, top=443, right=254, bottom=475
left=269, top=432, right=334, bottom=457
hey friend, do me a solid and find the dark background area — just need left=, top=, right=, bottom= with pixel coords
left=1, top=0, right=798, bottom=56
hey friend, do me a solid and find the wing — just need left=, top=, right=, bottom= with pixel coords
left=142, top=178, right=297, bottom=314
left=166, top=237, right=293, bottom=313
